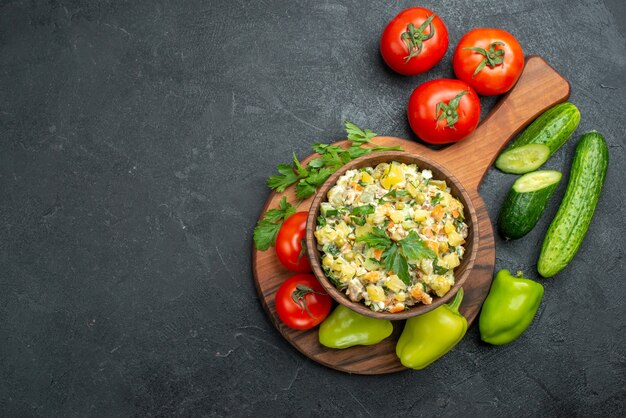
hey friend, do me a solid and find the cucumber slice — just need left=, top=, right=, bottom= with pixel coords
left=496, top=102, right=581, bottom=174
left=498, top=170, right=562, bottom=240
left=320, top=202, right=332, bottom=215
left=513, top=170, right=562, bottom=193
left=495, top=144, right=551, bottom=174
left=321, top=202, right=338, bottom=216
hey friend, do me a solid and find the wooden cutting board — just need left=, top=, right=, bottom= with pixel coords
left=252, top=56, right=570, bottom=374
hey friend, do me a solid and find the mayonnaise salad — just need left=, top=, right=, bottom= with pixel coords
left=314, top=162, right=468, bottom=313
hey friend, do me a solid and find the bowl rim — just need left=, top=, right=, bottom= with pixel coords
left=305, top=150, right=479, bottom=320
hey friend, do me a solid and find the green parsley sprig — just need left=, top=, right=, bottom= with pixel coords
left=254, top=121, right=403, bottom=251
left=266, top=121, right=402, bottom=200
left=357, top=229, right=436, bottom=284
left=356, top=227, right=392, bottom=249
left=253, top=197, right=296, bottom=251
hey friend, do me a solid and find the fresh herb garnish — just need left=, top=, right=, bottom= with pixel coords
left=385, top=189, right=409, bottom=198
left=265, top=121, right=402, bottom=201
left=398, top=231, right=437, bottom=263
left=356, top=227, right=392, bottom=249
left=344, top=121, right=377, bottom=144
left=295, top=166, right=334, bottom=200
left=256, top=121, right=403, bottom=251
left=357, top=229, right=436, bottom=285
left=351, top=204, right=374, bottom=216
left=253, top=197, right=296, bottom=251
left=383, top=244, right=410, bottom=284
left=351, top=216, right=366, bottom=226
left=327, top=273, right=342, bottom=287
left=266, top=163, right=304, bottom=192
left=323, top=243, right=341, bottom=256
left=431, top=193, right=443, bottom=205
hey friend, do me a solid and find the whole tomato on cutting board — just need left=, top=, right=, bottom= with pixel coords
left=453, top=28, right=524, bottom=96
left=407, top=78, right=481, bottom=144
left=275, top=274, right=332, bottom=330
left=380, top=7, right=449, bottom=76
left=275, top=211, right=311, bottom=273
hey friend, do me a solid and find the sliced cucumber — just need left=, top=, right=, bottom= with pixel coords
left=320, top=202, right=332, bottom=215
left=514, top=170, right=562, bottom=193
left=495, top=144, right=551, bottom=174
left=496, top=102, right=581, bottom=174
left=321, top=202, right=338, bottom=216
left=498, top=170, right=562, bottom=240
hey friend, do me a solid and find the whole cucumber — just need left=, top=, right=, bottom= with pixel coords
left=537, top=131, right=609, bottom=277
left=508, top=102, right=581, bottom=153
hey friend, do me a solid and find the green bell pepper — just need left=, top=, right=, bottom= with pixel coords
left=479, top=269, right=544, bottom=345
left=396, top=288, right=467, bottom=370
left=318, top=305, right=393, bottom=349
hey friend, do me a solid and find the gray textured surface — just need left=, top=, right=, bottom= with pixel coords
left=1, top=0, right=625, bottom=416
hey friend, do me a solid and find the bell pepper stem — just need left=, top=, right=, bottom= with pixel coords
left=446, top=288, right=464, bottom=313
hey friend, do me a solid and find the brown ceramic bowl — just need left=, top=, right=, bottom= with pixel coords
left=305, top=151, right=479, bottom=320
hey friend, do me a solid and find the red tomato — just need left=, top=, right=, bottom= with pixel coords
left=275, top=212, right=311, bottom=273
left=407, top=78, right=481, bottom=144
left=453, top=28, right=524, bottom=96
left=380, top=7, right=449, bottom=76
left=275, top=274, right=332, bottom=330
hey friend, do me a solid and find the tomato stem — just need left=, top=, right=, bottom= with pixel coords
left=297, top=238, right=307, bottom=263
left=401, top=14, right=436, bottom=63
left=435, top=90, right=468, bottom=129
left=291, top=285, right=325, bottom=318
left=464, top=41, right=506, bottom=77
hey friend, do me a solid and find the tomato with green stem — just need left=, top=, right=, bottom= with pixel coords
left=275, top=211, right=311, bottom=273
left=380, top=7, right=449, bottom=76
left=407, top=78, right=481, bottom=144
left=453, top=28, right=524, bottom=96
left=275, top=274, right=332, bottom=330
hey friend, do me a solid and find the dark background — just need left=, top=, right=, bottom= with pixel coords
left=1, top=0, right=625, bottom=416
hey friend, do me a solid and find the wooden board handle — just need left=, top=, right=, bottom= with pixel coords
left=441, top=55, right=571, bottom=191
